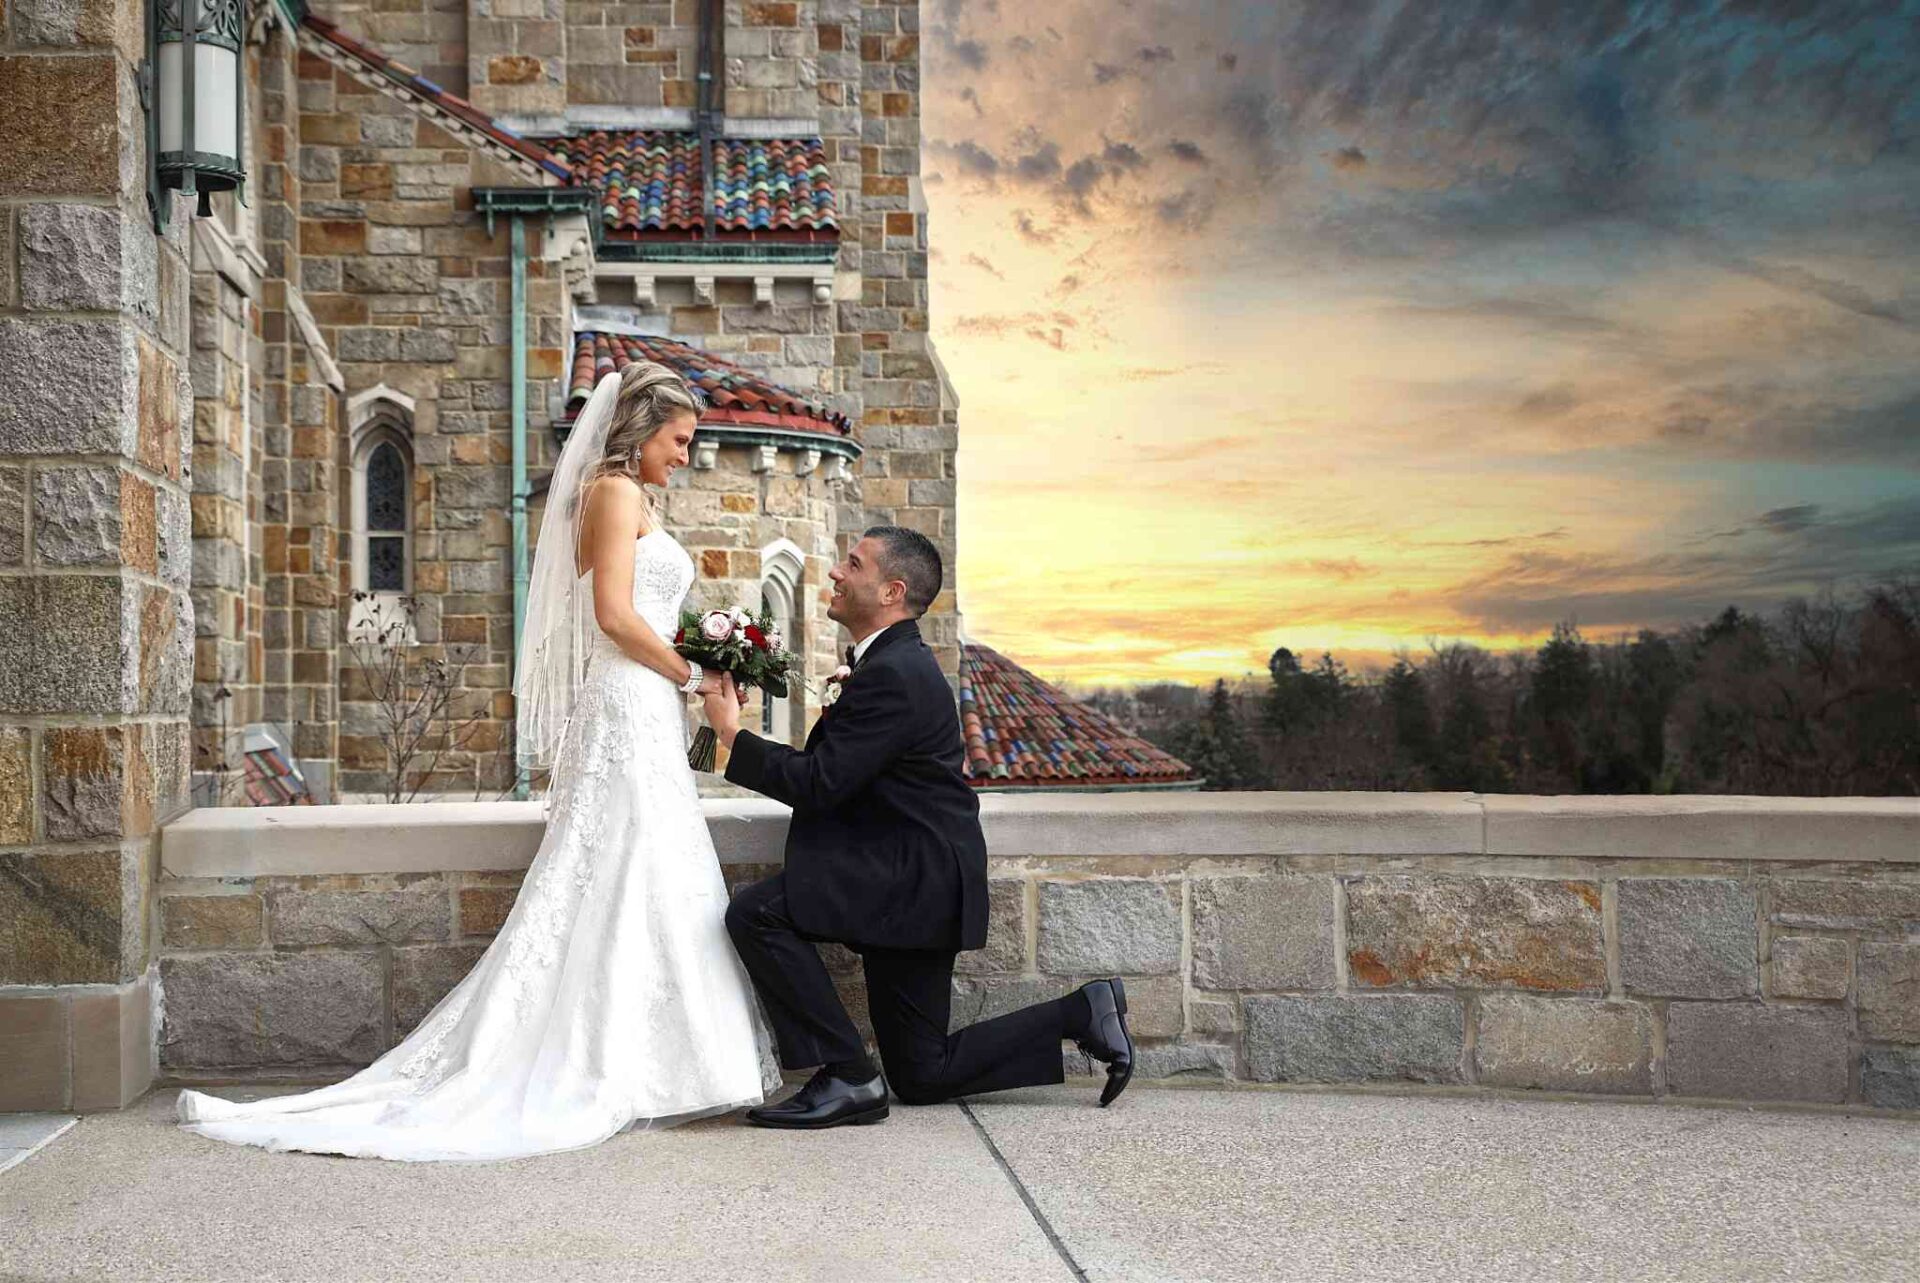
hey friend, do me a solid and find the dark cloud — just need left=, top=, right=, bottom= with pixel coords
left=1051, top=273, right=1083, bottom=297
left=958, top=87, right=983, bottom=117
left=1138, top=45, right=1175, bottom=63
left=1008, top=35, right=1036, bottom=54
left=1012, top=140, right=1063, bottom=183
left=1101, top=139, right=1147, bottom=171
left=1218, top=52, right=1237, bottom=72
left=1092, top=62, right=1125, bottom=85
left=934, top=139, right=1000, bottom=179
left=1167, top=139, right=1209, bottom=164
left=1758, top=504, right=1822, bottom=535
left=1154, top=188, right=1213, bottom=230
left=1328, top=145, right=1367, bottom=171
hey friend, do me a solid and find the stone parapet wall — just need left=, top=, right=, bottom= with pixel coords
left=153, top=794, right=1920, bottom=1110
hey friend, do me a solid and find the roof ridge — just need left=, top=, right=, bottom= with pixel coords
left=298, top=13, right=571, bottom=182
left=569, top=331, right=853, bottom=437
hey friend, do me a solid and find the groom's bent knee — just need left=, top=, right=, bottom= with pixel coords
left=723, top=875, right=784, bottom=943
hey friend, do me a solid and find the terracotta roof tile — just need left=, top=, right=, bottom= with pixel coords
left=959, top=643, right=1199, bottom=789
left=300, top=15, right=571, bottom=182
left=569, top=332, right=853, bottom=437
left=550, top=131, right=838, bottom=239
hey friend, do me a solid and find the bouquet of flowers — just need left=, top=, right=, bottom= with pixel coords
left=674, top=604, right=801, bottom=771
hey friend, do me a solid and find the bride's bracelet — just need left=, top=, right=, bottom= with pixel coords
left=679, top=662, right=705, bottom=694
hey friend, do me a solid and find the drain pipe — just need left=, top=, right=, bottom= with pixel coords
left=509, top=214, right=529, bottom=799
left=474, top=187, right=597, bottom=801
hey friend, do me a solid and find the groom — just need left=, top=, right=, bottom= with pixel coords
left=702, top=527, right=1134, bottom=1129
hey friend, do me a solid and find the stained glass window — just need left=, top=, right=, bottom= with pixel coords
left=367, top=537, right=404, bottom=591
left=367, top=443, right=406, bottom=532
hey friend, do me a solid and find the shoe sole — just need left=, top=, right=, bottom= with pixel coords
left=1100, top=977, right=1133, bottom=1108
left=746, top=1104, right=890, bottom=1130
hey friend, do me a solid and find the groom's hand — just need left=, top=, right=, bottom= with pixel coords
left=702, top=674, right=743, bottom=749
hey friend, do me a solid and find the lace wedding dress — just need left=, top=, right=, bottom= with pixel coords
left=176, top=529, right=780, bottom=1161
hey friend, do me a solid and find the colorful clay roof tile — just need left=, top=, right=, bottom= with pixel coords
left=568, top=332, right=853, bottom=437
left=959, top=643, right=1199, bottom=789
left=550, top=131, right=838, bottom=239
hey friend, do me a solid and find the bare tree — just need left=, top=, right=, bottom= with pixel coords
left=345, top=593, right=488, bottom=803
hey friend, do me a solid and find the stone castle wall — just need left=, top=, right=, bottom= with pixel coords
left=149, top=795, right=1920, bottom=1112
left=0, top=0, right=198, bottom=1111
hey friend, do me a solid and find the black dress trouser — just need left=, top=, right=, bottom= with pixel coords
left=724, top=873, right=1068, bottom=1105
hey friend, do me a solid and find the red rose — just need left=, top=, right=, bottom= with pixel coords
left=745, top=625, right=767, bottom=649
left=674, top=628, right=686, bottom=644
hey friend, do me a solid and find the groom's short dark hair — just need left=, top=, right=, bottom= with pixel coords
left=865, top=526, right=943, bottom=616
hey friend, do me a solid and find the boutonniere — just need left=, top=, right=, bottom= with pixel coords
left=821, top=664, right=853, bottom=708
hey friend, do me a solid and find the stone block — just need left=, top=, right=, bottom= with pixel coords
left=10, top=0, right=142, bottom=58
left=0, top=849, right=123, bottom=984
left=394, top=944, right=486, bottom=1036
left=0, top=319, right=131, bottom=457
left=1120, top=975, right=1184, bottom=1039
left=1475, top=996, right=1651, bottom=1094
left=1665, top=1003, right=1848, bottom=1103
left=954, top=878, right=1025, bottom=975
left=0, top=466, right=23, bottom=565
left=0, top=727, right=30, bottom=844
left=0, top=994, right=68, bottom=1112
left=1770, top=879, right=1920, bottom=932
left=160, top=894, right=264, bottom=950
left=1191, top=874, right=1334, bottom=991
left=159, top=951, right=385, bottom=1069
left=267, top=885, right=451, bottom=946
left=71, top=980, right=149, bottom=1111
left=1036, top=879, right=1180, bottom=976
left=344, top=256, right=438, bottom=294
left=1861, top=1046, right=1920, bottom=1110
left=0, top=55, right=120, bottom=195
left=42, top=724, right=125, bottom=841
left=1858, top=943, right=1920, bottom=1042
left=1244, top=994, right=1464, bottom=1084
left=1188, top=996, right=1239, bottom=1037
left=20, top=202, right=124, bottom=311
left=1133, top=1043, right=1233, bottom=1081
left=1619, top=879, right=1758, bottom=998
left=458, top=885, right=520, bottom=936
left=1768, top=935, right=1849, bottom=1000
left=33, top=465, right=123, bottom=566
left=1347, top=876, right=1605, bottom=992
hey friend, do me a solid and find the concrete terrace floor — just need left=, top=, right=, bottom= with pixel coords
left=3, top=1083, right=1918, bottom=1283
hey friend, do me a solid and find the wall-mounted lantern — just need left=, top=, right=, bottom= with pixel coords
left=143, top=0, right=247, bottom=229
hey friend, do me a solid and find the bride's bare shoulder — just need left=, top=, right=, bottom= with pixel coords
left=581, top=473, right=650, bottom=533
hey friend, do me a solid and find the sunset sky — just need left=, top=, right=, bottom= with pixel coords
left=920, top=0, right=1920, bottom=686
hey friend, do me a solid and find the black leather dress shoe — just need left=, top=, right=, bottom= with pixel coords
left=745, top=1069, right=889, bottom=1129
left=1075, top=978, right=1134, bottom=1107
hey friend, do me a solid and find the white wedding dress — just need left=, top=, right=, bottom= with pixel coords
left=177, top=529, right=780, bottom=1161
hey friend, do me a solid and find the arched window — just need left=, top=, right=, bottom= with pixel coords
left=352, top=425, right=413, bottom=595
left=347, top=394, right=416, bottom=644
left=760, top=539, right=806, bottom=744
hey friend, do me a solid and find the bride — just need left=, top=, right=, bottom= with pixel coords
left=176, top=362, right=780, bottom=1161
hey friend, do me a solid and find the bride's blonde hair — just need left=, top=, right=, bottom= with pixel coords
left=587, top=360, right=701, bottom=486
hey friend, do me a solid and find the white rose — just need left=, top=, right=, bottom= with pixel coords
left=699, top=611, right=734, bottom=642
left=822, top=683, right=843, bottom=707
left=729, top=606, right=749, bottom=623
left=766, top=630, right=784, bottom=651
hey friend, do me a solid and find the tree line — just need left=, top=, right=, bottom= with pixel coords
left=1085, top=580, right=1920, bottom=796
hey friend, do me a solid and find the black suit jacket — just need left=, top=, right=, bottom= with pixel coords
left=724, top=620, right=989, bottom=952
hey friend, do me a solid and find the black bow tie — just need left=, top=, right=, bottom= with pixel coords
left=844, top=645, right=858, bottom=668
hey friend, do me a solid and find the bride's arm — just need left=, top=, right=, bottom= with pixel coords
left=582, top=478, right=718, bottom=691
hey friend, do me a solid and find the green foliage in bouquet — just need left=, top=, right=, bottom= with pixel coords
left=674, top=604, right=803, bottom=770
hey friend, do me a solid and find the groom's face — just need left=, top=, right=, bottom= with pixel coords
left=828, top=537, right=901, bottom=631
